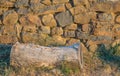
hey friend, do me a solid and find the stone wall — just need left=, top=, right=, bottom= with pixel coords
left=0, top=0, right=120, bottom=47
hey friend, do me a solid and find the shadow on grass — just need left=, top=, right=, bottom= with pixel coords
left=96, top=44, right=120, bottom=67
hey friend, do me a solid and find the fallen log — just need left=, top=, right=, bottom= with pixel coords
left=10, top=42, right=83, bottom=68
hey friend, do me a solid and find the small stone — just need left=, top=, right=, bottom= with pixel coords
left=17, top=8, right=29, bottom=15
left=69, top=5, right=87, bottom=15
left=2, top=25, right=16, bottom=35
left=73, top=0, right=90, bottom=8
left=55, top=11, right=73, bottom=27
left=23, top=25, right=37, bottom=33
left=52, top=0, right=69, bottom=4
left=15, top=0, right=29, bottom=8
left=76, top=32, right=89, bottom=39
left=51, top=27, right=63, bottom=35
left=97, top=13, right=112, bottom=22
left=19, top=14, right=42, bottom=26
left=64, top=23, right=77, bottom=30
left=22, top=32, right=38, bottom=43
left=3, top=10, right=18, bottom=26
left=64, top=30, right=75, bottom=37
left=42, top=14, right=57, bottom=27
left=40, top=26, right=50, bottom=34
left=74, top=13, right=90, bottom=24
left=45, top=35, right=66, bottom=46
left=89, top=44, right=98, bottom=53
left=65, top=2, right=72, bottom=9
left=115, top=15, right=120, bottom=23
left=15, top=23, right=22, bottom=40
left=82, top=24, right=89, bottom=33
left=66, top=38, right=80, bottom=46
left=38, top=4, right=66, bottom=15
left=41, top=0, right=51, bottom=5
left=91, top=2, right=112, bottom=12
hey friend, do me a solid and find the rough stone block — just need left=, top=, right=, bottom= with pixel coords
left=42, top=14, right=57, bottom=27
left=51, top=27, right=63, bottom=35
left=3, top=10, right=18, bottom=26
left=55, top=11, right=73, bottom=27
left=74, top=13, right=90, bottom=24
left=64, top=30, right=75, bottom=37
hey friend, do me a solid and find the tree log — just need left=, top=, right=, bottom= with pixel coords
left=10, top=42, right=83, bottom=68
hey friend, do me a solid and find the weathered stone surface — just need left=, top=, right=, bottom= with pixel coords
left=17, top=8, right=29, bottom=15
left=93, top=27, right=112, bottom=37
left=76, top=32, right=89, bottom=39
left=19, top=14, right=42, bottom=26
left=45, top=35, right=66, bottom=46
left=73, top=0, right=90, bottom=7
left=74, top=13, right=90, bottom=24
left=51, top=27, right=63, bottom=35
left=30, top=2, right=46, bottom=12
left=0, top=1, right=14, bottom=7
left=113, top=24, right=120, bottom=39
left=91, top=2, right=112, bottom=12
left=64, top=30, right=75, bottom=37
left=55, top=11, right=73, bottom=27
left=97, top=13, right=113, bottom=22
left=52, top=0, right=69, bottom=4
left=82, top=24, right=90, bottom=33
left=23, top=25, right=37, bottom=33
left=15, top=0, right=29, bottom=8
left=15, top=23, right=22, bottom=40
left=0, top=8, right=8, bottom=15
left=0, top=35, right=17, bottom=44
left=22, top=32, right=38, bottom=43
left=40, top=26, right=50, bottom=34
left=2, top=25, right=16, bottom=35
left=64, top=23, right=77, bottom=30
left=115, top=15, right=120, bottom=23
left=10, top=42, right=80, bottom=67
left=66, top=38, right=80, bottom=46
left=89, top=44, right=98, bottom=53
left=69, top=5, right=87, bottom=15
left=65, top=2, right=72, bottom=9
left=112, top=2, right=120, bottom=12
left=42, top=14, right=57, bottom=27
left=38, top=4, right=66, bottom=15
left=41, top=0, right=51, bottom=5
left=3, top=10, right=18, bottom=25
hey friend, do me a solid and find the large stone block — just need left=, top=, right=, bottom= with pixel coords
left=55, top=11, right=73, bottom=27
left=38, top=4, right=66, bottom=15
left=42, top=14, right=57, bottom=27
left=74, top=13, right=90, bottom=24
left=3, top=10, right=18, bottom=26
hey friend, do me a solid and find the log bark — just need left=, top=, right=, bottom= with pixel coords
left=10, top=42, right=82, bottom=67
